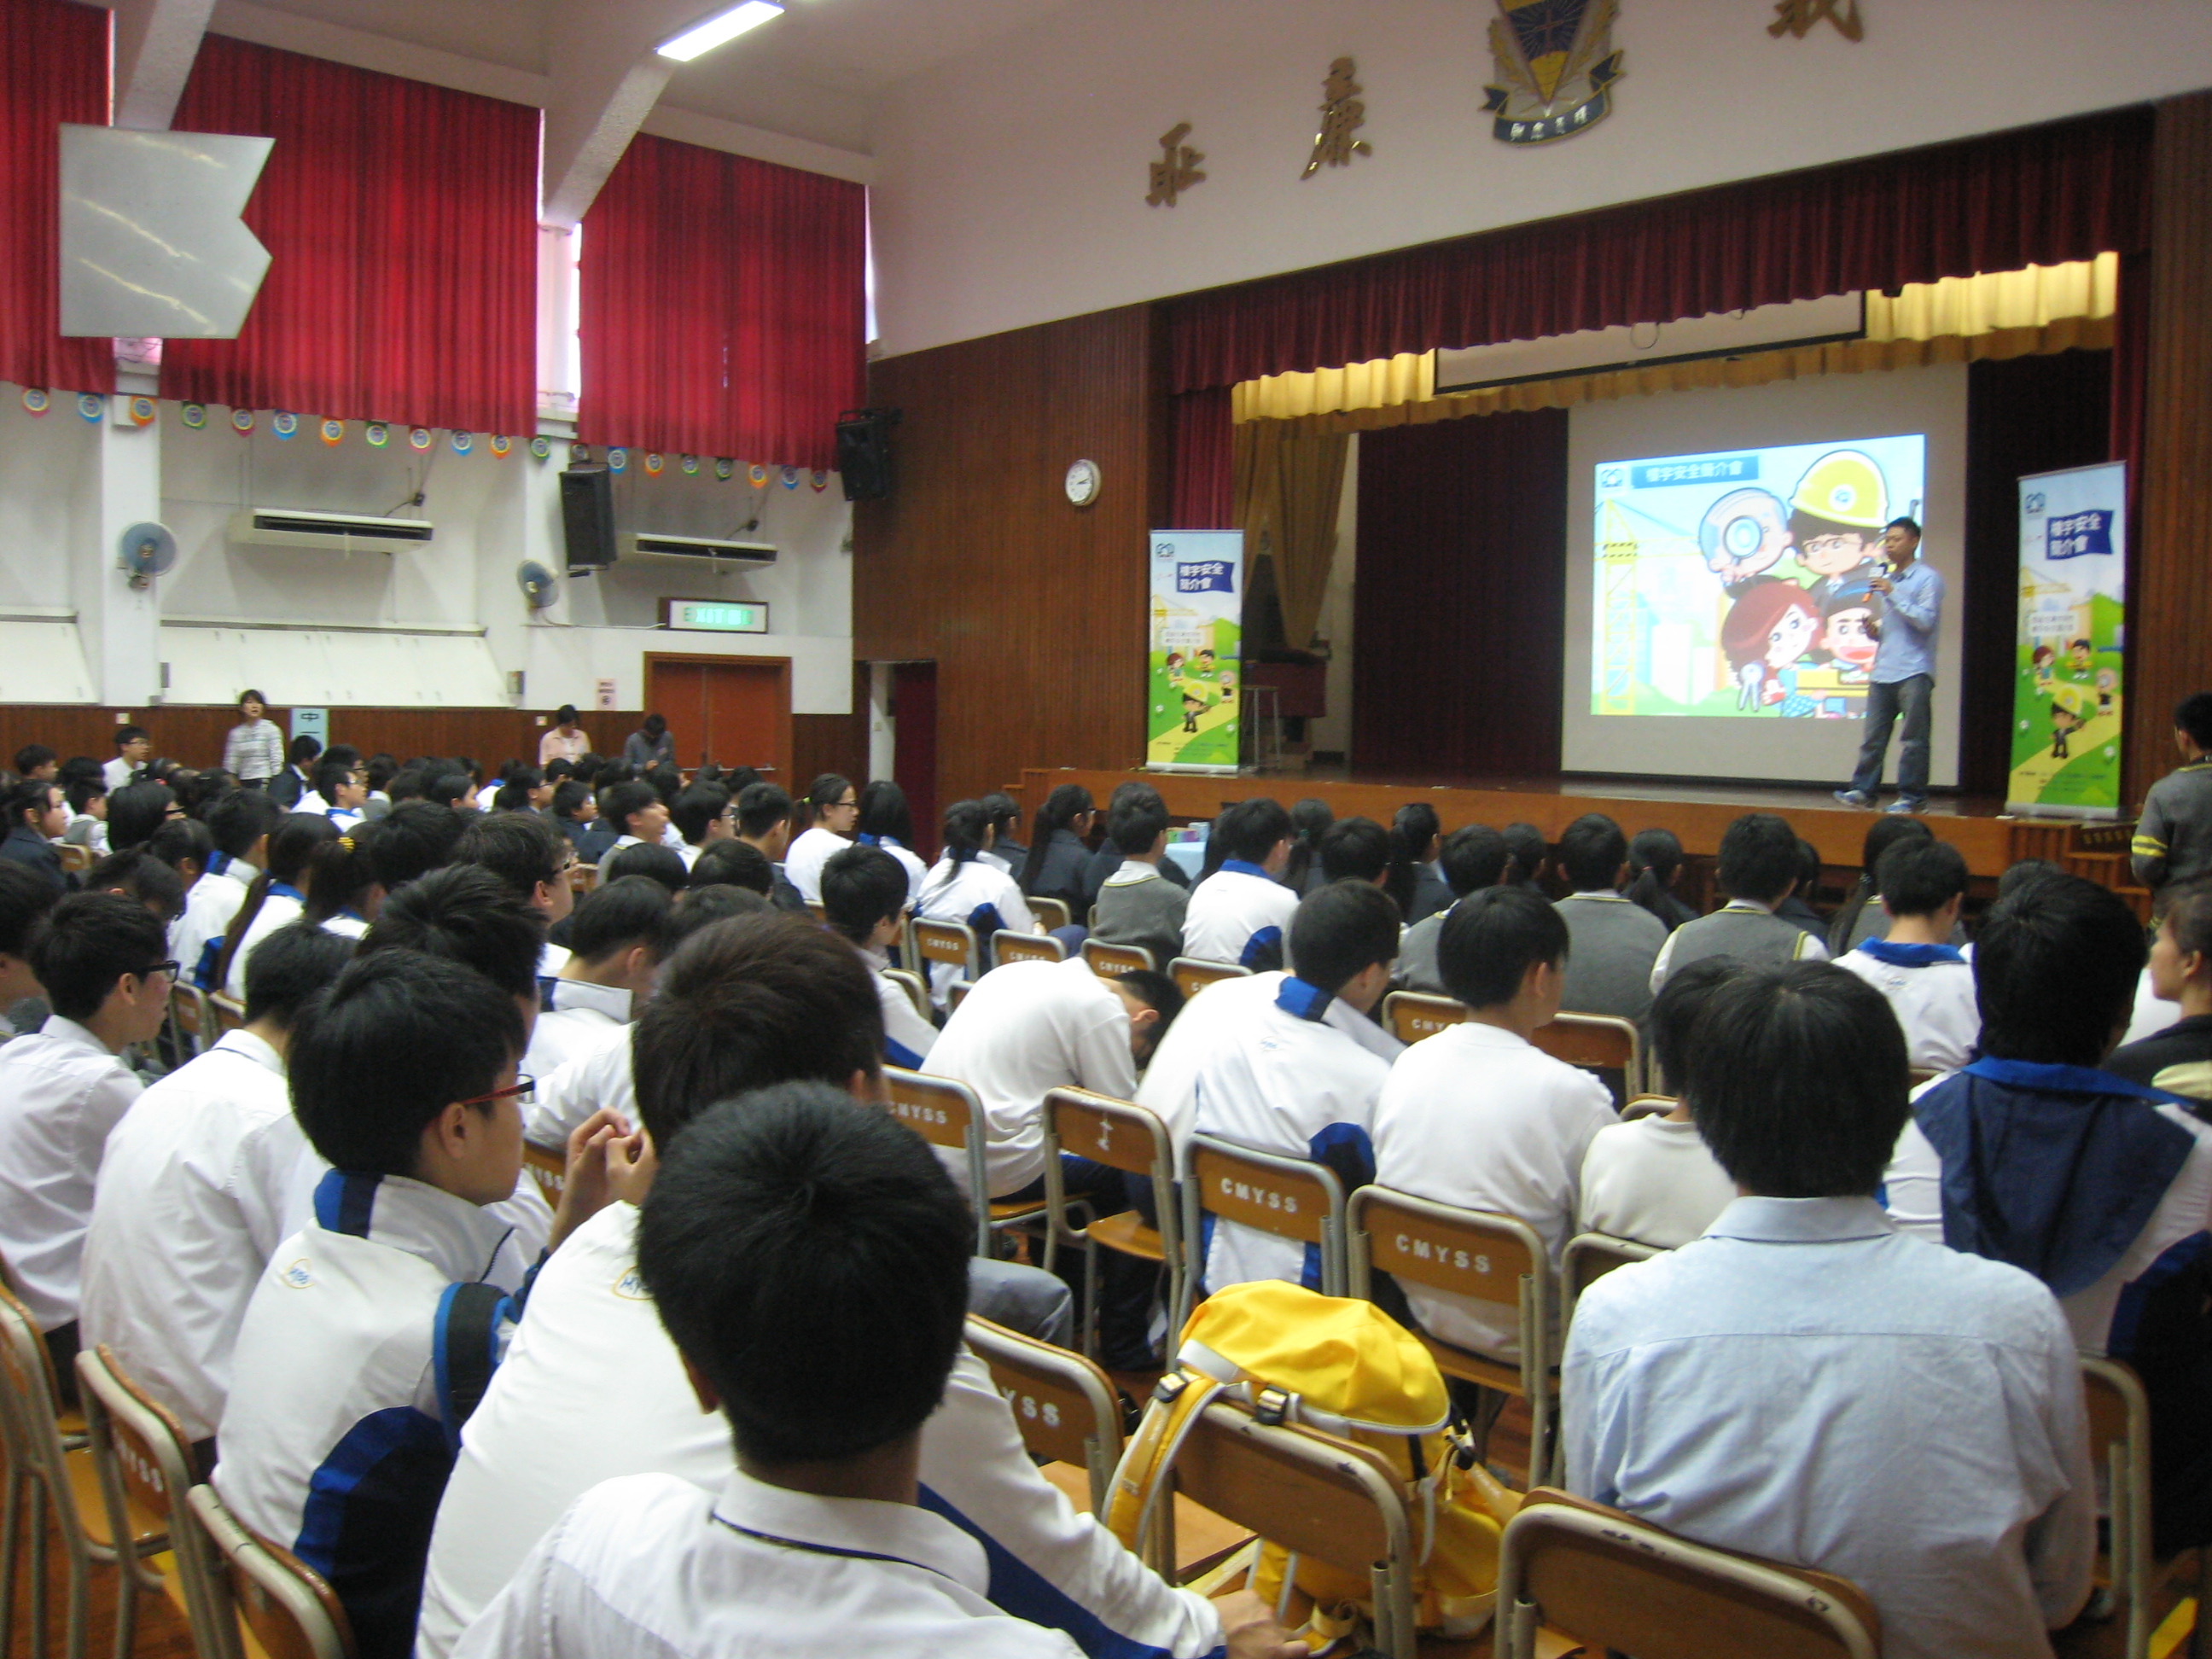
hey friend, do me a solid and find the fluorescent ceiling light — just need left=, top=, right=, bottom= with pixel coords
left=657, top=0, right=783, bottom=61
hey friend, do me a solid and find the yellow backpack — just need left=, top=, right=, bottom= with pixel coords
left=1103, top=1281, right=1519, bottom=1644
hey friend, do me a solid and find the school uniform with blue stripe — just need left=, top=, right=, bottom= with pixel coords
left=1180, top=863, right=1298, bottom=970
left=212, top=1170, right=526, bottom=1659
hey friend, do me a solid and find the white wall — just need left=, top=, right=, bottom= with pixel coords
left=0, top=386, right=855, bottom=711
left=870, top=0, right=2212, bottom=357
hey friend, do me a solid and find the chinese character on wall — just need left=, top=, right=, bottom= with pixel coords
left=1302, top=57, right=1373, bottom=178
left=1769, top=0, right=1865, bottom=41
left=1147, top=122, right=1206, bottom=207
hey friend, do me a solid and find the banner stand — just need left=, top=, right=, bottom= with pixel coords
left=2005, top=463, right=2127, bottom=820
left=1145, top=530, right=1244, bottom=774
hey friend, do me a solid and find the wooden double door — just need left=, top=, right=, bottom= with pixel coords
left=643, top=654, right=792, bottom=781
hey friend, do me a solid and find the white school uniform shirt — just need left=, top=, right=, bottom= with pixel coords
left=0, top=1017, right=143, bottom=1330
left=318, top=912, right=370, bottom=940
left=921, top=956, right=1136, bottom=1198
left=524, top=1024, right=638, bottom=1149
left=1833, top=937, right=1981, bottom=1074
left=914, top=856, right=1037, bottom=1004
left=861, top=835, right=931, bottom=902
left=523, top=978, right=632, bottom=1081
left=1372, top=1022, right=1615, bottom=1359
left=175, top=859, right=255, bottom=989
left=223, top=886, right=306, bottom=999
left=858, top=941, right=938, bottom=1071
left=782, top=826, right=850, bottom=904
left=1886, top=1093, right=2212, bottom=1356
left=216, top=1172, right=527, bottom=1659
left=453, top=1468, right=1084, bottom=1659
left=1564, top=1196, right=2093, bottom=1659
left=102, top=755, right=137, bottom=792
left=1180, top=863, right=1298, bottom=969
left=1144, top=971, right=1400, bottom=1294
left=417, top=1201, right=1220, bottom=1659
left=294, top=789, right=331, bottom=817
left=79, top=1030, right=297, bottom=1441
left=2123, top=965, right=2182, bottom=1046
left=1576, top=1115, right=1738, bottom=1250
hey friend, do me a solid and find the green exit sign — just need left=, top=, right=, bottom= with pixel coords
left=661, top=599, right=769, bottom=633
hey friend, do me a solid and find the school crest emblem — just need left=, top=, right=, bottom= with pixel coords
left=1482, top=0, right=1623, bottom=145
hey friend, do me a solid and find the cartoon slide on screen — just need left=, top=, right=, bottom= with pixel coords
left=1592, top=434, right=1924, bottom=719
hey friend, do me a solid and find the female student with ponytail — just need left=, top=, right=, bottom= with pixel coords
left=1383, top=802, right=1451, bottom=923
left=914, top=800, right=1036, bottom=1004
left=300, top=824, right=386, bottom=940
left=214, top=815, right=339, bottom=996
left=1018, top=783, right=1094, bottom=916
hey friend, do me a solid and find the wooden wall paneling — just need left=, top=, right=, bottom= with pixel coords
left=853, top=305, right=1167, bottom=805
left=2129, top=91, right=2212, bottom=804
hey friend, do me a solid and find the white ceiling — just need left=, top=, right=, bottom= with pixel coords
left=204, top=0, right=1079, bottom=153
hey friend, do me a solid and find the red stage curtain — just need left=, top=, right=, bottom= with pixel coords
left=1167, top=387, right=1233, bottom=528
left=161, top=35, right=538, bottom=434
left=1, top=0, right=113, bottom=394
left=1353, top=410, right=1569, bottom=778
left=579, top=132, right=865, bottom=470
left=1169, top=110, right=2152, bottom=392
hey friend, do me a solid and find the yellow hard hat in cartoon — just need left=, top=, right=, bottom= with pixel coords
left=2049, top=679, right=2095, bottom=721
left=1790, top=450, right=1888, bottom=529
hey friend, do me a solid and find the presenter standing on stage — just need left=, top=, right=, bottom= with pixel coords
left=1837, top=517, right=1941, bottom=816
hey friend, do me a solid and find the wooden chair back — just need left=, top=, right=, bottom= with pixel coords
left=58, top=841, right=94, bottom=876
left=2080, top=1353, right=2163, bottom=1659
left=1533, top=1014, right=1644, bottom=1093
left=171, top=983, right=216, bottom=1060
left=1497, top=1488, right=1880, bottom=1659
left=1184, top=1134, right=1348, bottom=1297
left=1044, top=1089, right=1187, bottom=1342
left=993, top=929, right=1067, bottom=967
left=947, top=978, right=973, bottom=1013
left=1347, top=1187, right=1556, bottom=1479
left=79, top=1344, right=221, bottom=1644
left=1381, top=989, right=1468, bottom=1045
left=1029, top=896, right=1073, bottom=932
left=1907, top=1067, right=1941, bottom=1091
left=1168, top=1400, right=1417, bottom=1659
left=210, top=992, right=247, bottom=1036
left=885, top=1068, right=993, bottom=1256
left=1169, top=957, right=1249, bottom=1000
left=964, top=1316, right=1124, bottom=1511
left=1561, top=1231, right=1661, bottom=1345
left=1621, top=1094, right=1674, bottom=1121
left=572, top=863, right=600, bottom=895
left=521, top=1142, right=566, bottom=1209
left=912, top=918, right=979, bottom=980
left=1082, top=939, right=1155, bottom=977
left=188, top=1484, right=355, bottom=1659
left=882, top=967, right=930, bottom=1022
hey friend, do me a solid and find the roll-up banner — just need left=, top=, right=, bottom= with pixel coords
left=1146, top=529, right=1243, bottom=773
left=2009, top=462, right=2127, bottom=818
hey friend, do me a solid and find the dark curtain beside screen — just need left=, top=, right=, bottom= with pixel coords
left=1959, top=349, right=2113, bottom=796
left=0, top=0, right=114, bottom=395
left=1353, top=409, right=1569, bottom=778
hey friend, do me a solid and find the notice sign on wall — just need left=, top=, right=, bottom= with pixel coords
left=661, top=599, right=770, bottom=633
left=1146, top=529, right=1243, bottom=773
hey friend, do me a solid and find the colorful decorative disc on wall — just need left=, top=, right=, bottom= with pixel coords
left=529, top=436, right=552, bottom=461
left=320, top=418, right=344, bottom=446
left=607, top=448, right=628, bottom=473
left=809, top=469, right=828, bottom=492
left=778, top=466, right=800, bottom=490
left=569, top=443, right=591, bottom=465
left=20, top=388, right=49, bottom=416
left=408, top=428, right=434, bottom=451
left=127, top=396, right=157, bottom=427
left=747, top=463, right=769, bottom=488
left=451, top=431, right=474, bottom=455
left=713, top=457, right=734, bottom=481
left=180, top=403, right=207, bottom=428
left=680, top=455, right=699, bottom=475
left=77, top=393, right=104, bottom=422
left=271, top=410, right=299, bottom=439
left=489, top=434, right=512, bottom=458
left=230, top=408, right=257, bottom=435
left=365, top=422, right=390, bottom=447
left=643, top=452, right=664, bottom=476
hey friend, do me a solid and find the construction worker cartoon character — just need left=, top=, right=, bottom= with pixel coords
left=1817, top=579, right=1883, bottom=683
left=2049, top=682, right=2093, bottom=760
left=1789, top=450, right=1889, bottom=609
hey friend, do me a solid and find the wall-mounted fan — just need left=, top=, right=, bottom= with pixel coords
left=516, top=559, right=561, bottom=611
left=117, top=522, right=178, bottom=591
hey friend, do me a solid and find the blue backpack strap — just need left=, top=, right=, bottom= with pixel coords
left=1240, top=924, right=1284, bottom=972
left=193, top=935, right=226, bottom=992
left=432, top=1281, right=512, bottom=1449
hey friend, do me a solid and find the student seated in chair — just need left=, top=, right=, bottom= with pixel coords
left=1551, top=812, right=1669, bottom=1021
left=1568, top=960, right=2093, bottom=1659
left=1886, top=872, right=2212, bottom=1558
left=1089, top=787, right=1190, bottom=974
left=1394, top=824, right=1511, bottom=994
left=525, top=876, right=672, bottom=1078
left=418, top=914, right=1258, bottom=1659
left=213, top=950, right=625, bottom=1659
left=1318, top=815, right=1391, bottom=888
left=1832, top=835, right=1979, bottom=1074
left=2107, top=878, right=2212, bottom=1102
left=1373, top=885, right=1615, bottom=1359
left=734, top=781, right=809, bottom=913
left=912, top=799, right=1036, bottom=1005
left=1140, top=880, right=1403, bottom=1295
left=1181, top=796, right=1298, bottom=970
left=822, top=843, right=940, bottom=1070
left=81, top=924, right=354, bottom=1460
left=1648, top=811, right=1829, bottom=992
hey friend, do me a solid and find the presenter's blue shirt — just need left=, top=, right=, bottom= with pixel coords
left=1871, top=558, right=1943, bottom=684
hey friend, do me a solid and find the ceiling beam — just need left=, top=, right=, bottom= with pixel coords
left=540, top=0, right=704, bottom=226
left=113, top=0, right=218, bottom=130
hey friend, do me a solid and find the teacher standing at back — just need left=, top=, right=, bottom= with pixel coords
left=1837, top=516, right=1941, bottom=817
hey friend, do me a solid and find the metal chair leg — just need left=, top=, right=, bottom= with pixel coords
left=1, top=1471, right=21, bottom=1659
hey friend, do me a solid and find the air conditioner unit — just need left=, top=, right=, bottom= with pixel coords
left=618, top=532, right=776, bottom=568
left=227, top=509, right=435, bottom=552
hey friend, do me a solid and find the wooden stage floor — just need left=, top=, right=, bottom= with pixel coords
left=1014, top=766, right=2123, bottom=883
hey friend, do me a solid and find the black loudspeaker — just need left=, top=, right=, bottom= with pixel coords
left=560, top=467, right=616, bottom=572
left=835, top=407, right=900, bottom=502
